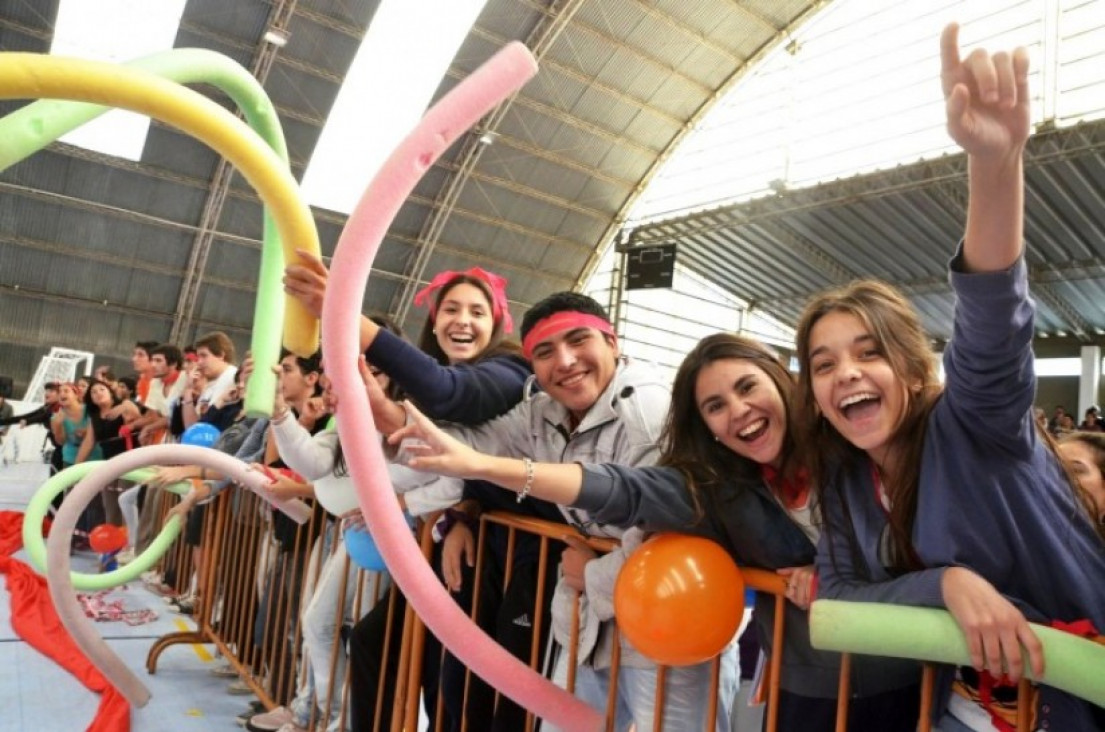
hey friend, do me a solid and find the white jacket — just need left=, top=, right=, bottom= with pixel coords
left=271, top=418, right=463, bottom=517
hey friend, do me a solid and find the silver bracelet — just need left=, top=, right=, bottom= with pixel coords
left=517, top=457, right=534, bottom=503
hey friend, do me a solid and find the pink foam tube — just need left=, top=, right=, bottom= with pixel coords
left=44, top=445, right=313, bottom=706
left=322, top=43, right=602, bottom=731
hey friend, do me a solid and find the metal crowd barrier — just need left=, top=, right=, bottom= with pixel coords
left=139, top=493, right=1102, bottom=731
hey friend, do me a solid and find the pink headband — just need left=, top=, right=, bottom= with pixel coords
left=413, top=267, right=514, bottom=334
left=522, top=312, right=615, bottom=359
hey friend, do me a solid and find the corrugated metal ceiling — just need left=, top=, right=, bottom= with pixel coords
left=9, top=0, right=1098, bottom=394
left=624, top=118, right=1105, bottom=343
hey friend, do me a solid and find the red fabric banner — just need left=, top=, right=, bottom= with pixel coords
left=0, top=510, right=130, bottom=731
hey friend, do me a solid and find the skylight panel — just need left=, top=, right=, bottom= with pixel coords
left=300, top=0, right=490, bottom=215
left=628, top=0, right=1105, bottom=225
left=51, top=0, right=186, bottom=161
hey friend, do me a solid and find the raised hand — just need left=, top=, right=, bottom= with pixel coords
left=940, top=22, right=1031, bottom=159
left=283, top=248, right=329, bottom=318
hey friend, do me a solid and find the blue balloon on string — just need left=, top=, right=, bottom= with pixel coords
left=181, top=422, right=221, bottom=448
left=345, top=526, right=386, bottom=572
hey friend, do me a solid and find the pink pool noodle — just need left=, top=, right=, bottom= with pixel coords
left=322, top=42, right=602, bottom=731
left=45, top=445, right=313, bottom=706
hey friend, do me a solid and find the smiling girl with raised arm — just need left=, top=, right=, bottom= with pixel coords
left=794, top=24, right=1105, bottom=732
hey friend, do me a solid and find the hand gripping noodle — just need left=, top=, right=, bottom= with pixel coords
left=811, top=600, right=1105, bottom=707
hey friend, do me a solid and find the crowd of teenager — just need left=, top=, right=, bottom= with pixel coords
left=4, top=24, right=1103, bottom=731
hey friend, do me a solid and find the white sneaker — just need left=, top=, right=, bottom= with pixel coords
left=116, top=547, right=136, bottom=565
left=208, top=661, right=238, bottom=678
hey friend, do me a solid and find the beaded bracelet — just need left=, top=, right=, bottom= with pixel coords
left=517, top=457, right=535, bottom=503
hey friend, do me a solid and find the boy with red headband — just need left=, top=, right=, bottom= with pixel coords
left=394, top=292, right=735, bottom=731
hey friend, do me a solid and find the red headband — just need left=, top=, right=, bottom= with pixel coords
left=413, top=267, right=514, bottom=334
left=522, top=312, right=615, bottom=359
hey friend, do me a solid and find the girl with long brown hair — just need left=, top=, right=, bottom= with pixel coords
left=794, top=24, right=1104, bottom=731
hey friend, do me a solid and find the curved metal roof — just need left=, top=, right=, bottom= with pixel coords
left=624, top=118, right=1105, bottom=344
left=0, top=0, right=823, bottom=389
left=4, top=0, right=1103, bottom=395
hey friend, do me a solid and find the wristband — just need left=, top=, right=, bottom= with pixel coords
left=517, top=457, right=534, bottom=503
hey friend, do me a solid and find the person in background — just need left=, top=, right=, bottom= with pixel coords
left=1, top=381, right=60, bottom=432
left=2, top=381, right=64, bottom=475
left=1058, top=431, right=1105, bottom=523
left=93, top=366, right=117, bottom=395
left=128, top=344, right=186, bottom=445
left=131, top=340, right=158, bottom=404
left=182, top=346, right=199, bottom=378
left=113, top=375, right=140, bottom=405
left=75, top=379, right=140, bottom=528
left=0, top=385, right=13, bottom=440
left=117, top=344, right=187, bottom=564
left=51, top=382, right=101, bottom=545
left=1077, top=406, right=1104, bottom=433
left=1047, top=404, right=1067, bottom=436
left=182, top=332, right=237, bottom=430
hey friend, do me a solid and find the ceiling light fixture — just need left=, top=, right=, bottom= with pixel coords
left=263, top=28, right=289, bottom=47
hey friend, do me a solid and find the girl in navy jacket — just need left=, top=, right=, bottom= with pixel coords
left=794, top=24, right=1105, bottom=731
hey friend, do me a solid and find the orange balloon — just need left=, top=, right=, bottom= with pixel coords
left=89, top=524, right=127, bottom=554
left=614, top=533, right=744, bottom=666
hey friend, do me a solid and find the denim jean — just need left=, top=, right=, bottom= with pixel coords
left=562, top=644, right=740, bottom=732
left=290, top=538, right=390, bottom=730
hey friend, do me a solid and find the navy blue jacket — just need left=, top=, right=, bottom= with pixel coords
left=575, top=463, right=920, bottom=698
left=818, top=252, right=1105, bottom=729
left=366, top=329, right=530, bottom=423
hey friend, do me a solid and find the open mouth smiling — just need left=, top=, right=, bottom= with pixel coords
left=839, top=392, right=881, bottom=420
left=737, top=418, right=768, bottom=441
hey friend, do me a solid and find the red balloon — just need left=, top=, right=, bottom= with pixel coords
left=614, top=533, right=744, bottom=666
left=89, top=524, right=127, bottom=554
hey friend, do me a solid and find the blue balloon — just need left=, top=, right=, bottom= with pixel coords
left=345, top=526, right=386, bottom=572
left=181, top=422, right=221, bottom=448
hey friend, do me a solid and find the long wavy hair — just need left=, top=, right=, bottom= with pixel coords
left=417, top=274, right=520, bottom=365
left=659, top=333, right=801, bottom=517
left=794, top=280, right=942, bottom=573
